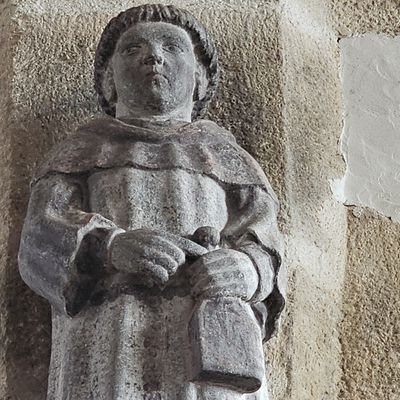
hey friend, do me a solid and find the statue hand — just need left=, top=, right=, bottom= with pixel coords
left=109, top=229, right=187, bottom=287
left=188, top=249, right=258, bottom=301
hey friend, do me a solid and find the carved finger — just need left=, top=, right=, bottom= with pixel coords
left=138, top=260, right=169, bottom=286
left=189, top=264, right=236, bottom=285
left=191, top=275, right=214, bottom=298
left=143, top=249, right=179, bottom=275
left=188, top=256, right=238, bottom=282
left=134, top=232, right=185, bottom=265
left=193, top=279, right=249, bottom=300
left=146, top=230, right=208, bottom=258
left=162, top=234, right=208, bottom=258
left=198, top=252, right=239, bottom=267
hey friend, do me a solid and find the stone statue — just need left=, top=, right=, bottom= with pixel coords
left=18, top=4, right=285, bottom=400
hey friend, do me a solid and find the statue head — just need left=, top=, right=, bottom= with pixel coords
left=95, top=4, right=219, bottom=122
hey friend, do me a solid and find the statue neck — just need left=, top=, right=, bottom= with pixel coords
left=115, top=101, right=193, bottom=123
left=116, top=116, right=190, bottom=129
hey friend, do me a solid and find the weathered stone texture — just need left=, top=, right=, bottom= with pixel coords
left=0, top=8, right=51, bottom=400
left=2, top=1, right=289, bottom=399
left=329, top=0, right=400, bottom=37
left=278, top=1, right=347, bottom=399
left=1, top=0, right=399, bottom=399
left=328, top=3, right=400, bottom=400
left=0, top=4, right=14, bottom=398
left=341, top=209, right=400, bottom=400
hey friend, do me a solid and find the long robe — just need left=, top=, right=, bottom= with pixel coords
left=18, top=116, right=285, bottom=400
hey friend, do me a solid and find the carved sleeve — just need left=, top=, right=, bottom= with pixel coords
left=222, top=185, right=286, bottom=340
left=18, top=173, right=123, bottom=316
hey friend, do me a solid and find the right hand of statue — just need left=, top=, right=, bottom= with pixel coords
left=108, top=229, right=187, bottom=287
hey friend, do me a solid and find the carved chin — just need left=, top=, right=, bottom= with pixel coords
left=143, top=91, right=178, bottom=112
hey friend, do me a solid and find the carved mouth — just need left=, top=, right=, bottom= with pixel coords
left=146, top=70, right=167, bottom=80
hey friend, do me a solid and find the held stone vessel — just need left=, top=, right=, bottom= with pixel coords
left=18, top=4, right=286, bottom=399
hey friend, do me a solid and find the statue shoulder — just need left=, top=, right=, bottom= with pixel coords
left=189, top=120, right=278, bottom=202
left=33, top=116, right=108, bottom=184
left=191, top=119, right=235, bottom=139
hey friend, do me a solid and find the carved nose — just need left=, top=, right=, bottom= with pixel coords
left=144, top=51, right=163, bottom=65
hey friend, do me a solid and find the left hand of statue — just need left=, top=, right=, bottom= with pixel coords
left=188, top=249, right=258, bottom=301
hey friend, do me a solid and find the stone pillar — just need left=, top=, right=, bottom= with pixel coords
left=274, top=1, right=347, bottom=399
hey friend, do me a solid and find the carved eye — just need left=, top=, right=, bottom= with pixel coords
left=163, top=43, right=182, bottom=53
left=123, top=45, right=141, bottom=55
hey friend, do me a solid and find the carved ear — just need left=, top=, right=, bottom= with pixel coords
left=194, top=62, right=208, bottom=102
left=102, top=63, right=118, bottom=108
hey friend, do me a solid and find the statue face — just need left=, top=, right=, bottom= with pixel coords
left=112, top=22, right=197, bottom=119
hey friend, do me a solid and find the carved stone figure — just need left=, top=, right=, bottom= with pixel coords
left=18, top=4, right=285, bottom=400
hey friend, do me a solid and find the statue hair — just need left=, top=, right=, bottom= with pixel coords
left=94, top=3, right=219, bottom=120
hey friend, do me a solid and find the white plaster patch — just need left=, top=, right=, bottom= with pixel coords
left=332, top=34, right=400, bottom=222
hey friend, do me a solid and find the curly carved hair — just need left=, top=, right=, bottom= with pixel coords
left=94, top=4, right=219, bottom=120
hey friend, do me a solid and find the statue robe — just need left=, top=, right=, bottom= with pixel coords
left=18, top=116, right=285, bottom=400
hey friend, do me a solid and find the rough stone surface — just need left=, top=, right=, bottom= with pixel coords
left=327, top=3, right=400, bottom=400
left=1, top=2, right=53, bottom=399
left=278, top=1, right=347, bottom=399
left=0, top=3, right=15, bottom=398
left=1, top=0, right=399, bottom=399
left=340, top=209, right=400, bottom=400
left=329, top=0, right=400, bottom=37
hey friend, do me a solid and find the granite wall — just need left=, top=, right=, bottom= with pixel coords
left=0, top=1, right=398, bottom=399
left=329, top=2, right=400, bottom=399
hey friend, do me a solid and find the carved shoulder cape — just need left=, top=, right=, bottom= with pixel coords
left=33, top=116, right=286, bottom=340
left=35, top=116, right=276, bottom=195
